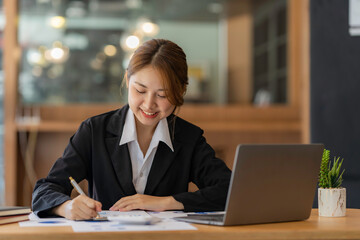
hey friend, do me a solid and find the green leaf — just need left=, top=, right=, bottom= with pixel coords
left=319, top=149, right=331, bottom=187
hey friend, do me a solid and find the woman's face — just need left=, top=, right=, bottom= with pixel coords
left=127, top=66, right=175, bottom=131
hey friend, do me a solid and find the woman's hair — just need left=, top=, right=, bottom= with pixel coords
left=125, top=39, right=188, bottom=107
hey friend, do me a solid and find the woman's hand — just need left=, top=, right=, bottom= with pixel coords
left=52, top=195, right=102, bottom=220
left=109, top=194, right=184, bottom=212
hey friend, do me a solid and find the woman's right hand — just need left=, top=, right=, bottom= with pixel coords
left=52, top=195, right=102, bottom=220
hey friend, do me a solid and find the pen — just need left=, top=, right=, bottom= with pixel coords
left=69, top=176, right=102, bottom=219
left=69, top=176, right=86, bottom=195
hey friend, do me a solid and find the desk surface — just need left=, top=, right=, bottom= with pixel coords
left=1, top=209, right=360, bottom=240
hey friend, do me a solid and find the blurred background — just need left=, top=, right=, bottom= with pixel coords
left=1, top=0, right=359, bottom=209
left=16, top=0, right=288, bottom=105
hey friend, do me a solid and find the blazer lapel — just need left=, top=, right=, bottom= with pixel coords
left=105, top=105, right=136, bottom=196
left=106, top=138, right=136, bottom=196
left=144, top=142, right=180, bottom=195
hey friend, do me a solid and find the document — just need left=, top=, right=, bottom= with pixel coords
left=20, top=213, right=73, bottom=227
left=20, top=211, right=197, bottom=232
left=71, top=220, right=196, bottom=232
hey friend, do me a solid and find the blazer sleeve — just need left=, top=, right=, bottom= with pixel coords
left=172, top=134, right=232, bottom=212
left=32, top=121, right=93, bottom=217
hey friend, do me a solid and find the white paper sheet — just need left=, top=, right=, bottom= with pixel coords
left=20, top=216, right=73, bottom=227
left=20, top=211, right=197, bottom=232
left=98, top=210, right=150, bottom=218
left=71, top=220, right=197, bottom=232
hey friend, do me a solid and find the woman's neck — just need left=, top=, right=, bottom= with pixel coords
left=135, top=120, right=157, bottom=157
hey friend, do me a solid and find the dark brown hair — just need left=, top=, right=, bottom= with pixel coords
left=125, top=39, right=188, bottom=107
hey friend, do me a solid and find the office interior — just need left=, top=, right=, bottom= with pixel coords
left=0, top=0, right=359, bottom=210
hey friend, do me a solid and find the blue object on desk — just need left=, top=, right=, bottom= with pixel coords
left=39, top=220, right=66, bottom=224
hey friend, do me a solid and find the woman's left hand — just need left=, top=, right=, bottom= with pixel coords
left=109, top=194, right=184, bottom=212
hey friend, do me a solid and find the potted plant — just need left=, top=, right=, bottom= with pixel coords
left=318, top=149, right=346, bottom=217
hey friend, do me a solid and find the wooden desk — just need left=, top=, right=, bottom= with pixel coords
left=1, top=209, right=360, bottom=240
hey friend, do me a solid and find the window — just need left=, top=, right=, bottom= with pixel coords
left=18, top=0, right=223, bottom=105
left=253, top=0, right=287, bottom=105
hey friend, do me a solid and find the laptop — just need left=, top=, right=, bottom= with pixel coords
left=175, top=144, right=324, bottom=226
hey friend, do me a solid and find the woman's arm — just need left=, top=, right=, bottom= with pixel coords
left=32, top=122, right=92, bottom=217
left=172, top=135, right=232, bottom=212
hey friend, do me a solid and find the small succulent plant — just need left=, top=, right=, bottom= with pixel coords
left=319, top=149, right=345, bottom=188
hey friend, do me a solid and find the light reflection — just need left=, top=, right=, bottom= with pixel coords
left=49, top=16, right=66, bottom=29
left=26, top=47, right=48, bottom=67
left=120, top=33, right=141, bottom=52
left=27, top=49, right=42, bottom=65
left=50, top=48, right=65, bottom=60
left=104, top=45, right=117, bottom=57
left=125, top=35, right=140, bottom=49
left=141, top=21, right=159, bottom=36
left=44, top=42, right=69, bottom=63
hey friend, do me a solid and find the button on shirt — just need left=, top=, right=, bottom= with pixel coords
left=119, top=109, right=174, bottom=194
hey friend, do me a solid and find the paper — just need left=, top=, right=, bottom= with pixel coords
left=20, top=213, right=73, bottom=226
left=98, top=210, right=150, bottom=218
left=71, top=220, right=196, bottom=232
left=20, top=211, right=197, bottom=232
left=101, top=210, right=160, bottom=224
left=20, top=213, right=73, bottom=227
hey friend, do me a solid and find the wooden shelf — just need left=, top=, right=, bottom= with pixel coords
left=198, top=121, right=300, bottom=132
left=16, top=121, right=81, bottom=132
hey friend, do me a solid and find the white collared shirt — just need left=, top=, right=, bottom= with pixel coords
left=119, top=108, right=174, bottom=194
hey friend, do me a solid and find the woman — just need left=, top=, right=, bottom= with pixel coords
left=32, top=39, right=231, bottom=220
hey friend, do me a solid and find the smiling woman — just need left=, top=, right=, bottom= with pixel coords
left=31, top=39, right=232, bottom=220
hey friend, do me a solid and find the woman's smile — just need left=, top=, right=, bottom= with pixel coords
left=140, top=109, right=159, bottom=118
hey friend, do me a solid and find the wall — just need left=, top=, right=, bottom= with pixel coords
left=227, top=0, right=253, bottom=104
left=310, top=0, right=360, bottom=208
left=157, top=21, right=220, bottom=103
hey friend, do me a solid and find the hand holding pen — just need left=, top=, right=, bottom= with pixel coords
left=68, top=177, right=102, bottom=219
left=52, top=177, right=102, bottom=220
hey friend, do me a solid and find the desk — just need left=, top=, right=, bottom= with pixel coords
left=1, top=209, right=360, bottom=240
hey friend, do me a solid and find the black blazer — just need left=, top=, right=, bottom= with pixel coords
left=32, top=105, right=231, bottom=217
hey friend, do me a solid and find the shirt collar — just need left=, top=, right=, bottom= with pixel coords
left=119, top=108, right=174, bottom=152
left=119, top=108, right=137, bottom=145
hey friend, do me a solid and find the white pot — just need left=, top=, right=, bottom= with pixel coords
left=318, top=188, right=346, bottom=217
